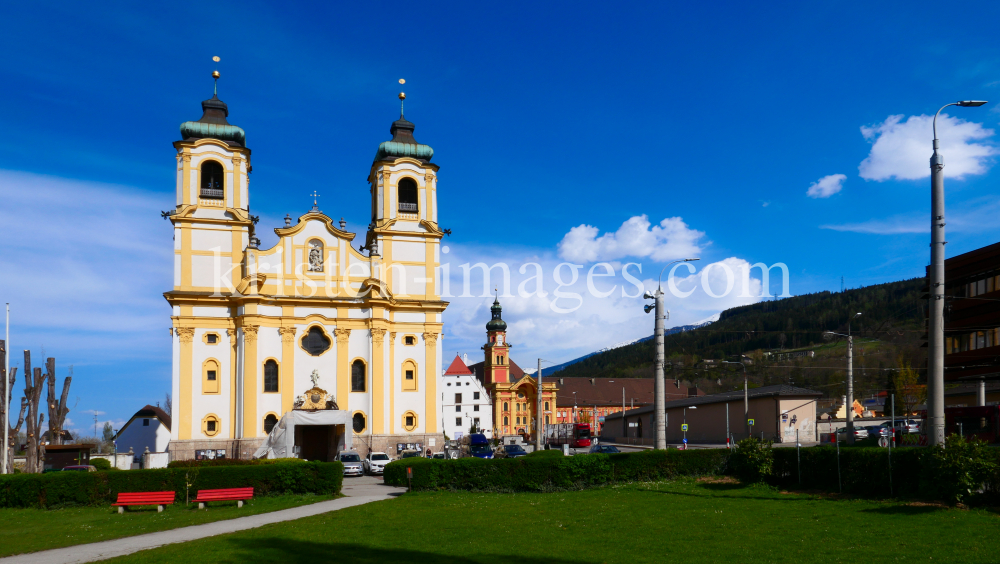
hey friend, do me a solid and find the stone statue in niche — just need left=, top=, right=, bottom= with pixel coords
left=308, top=240, right=323, bottom=272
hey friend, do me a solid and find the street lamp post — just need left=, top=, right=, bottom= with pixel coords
left=929, top=100, right=987, bottom=447
left=825, top=312, right=862, bottom=444
left=644, top=258, right=700, bottom=450
left=722, top=361, right=748, bottom=439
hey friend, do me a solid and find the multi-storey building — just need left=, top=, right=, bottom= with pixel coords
left=164, top=77, right=447, bottom=459
left=440, top=355, right=493, bottom=440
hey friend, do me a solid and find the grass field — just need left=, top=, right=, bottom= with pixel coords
left=104, top=479, right=1000, bottom=564
left=0, top=493, right=335, bottom=558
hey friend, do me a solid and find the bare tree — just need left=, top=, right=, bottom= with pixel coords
left=164, top=393, right=172, bottom=416
left=0, top=340, right=20, bottom=473
left=22, top=351, right=46, bottom=473
left=45, top=359, right=71, bottom=446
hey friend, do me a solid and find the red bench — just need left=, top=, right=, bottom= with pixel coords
left=112, top=491, right=176, bottom=514
left=193, top=487, right=254, bottom=509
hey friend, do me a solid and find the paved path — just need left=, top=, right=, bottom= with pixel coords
left=0, top=476, right=405, bottom=564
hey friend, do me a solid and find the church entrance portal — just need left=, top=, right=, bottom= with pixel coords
left=294, top=424, right=344, bottom=462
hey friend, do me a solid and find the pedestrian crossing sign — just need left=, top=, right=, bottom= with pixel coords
left=681, top=424, right=689, bottom=431
left=748, top=418, right=755, bottom=426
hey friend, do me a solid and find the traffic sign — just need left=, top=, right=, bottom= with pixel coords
left=748, top=418, right=755, bottom=426
left=682, top=438, right=687, bottom=443
left=681, top=423, right=689, bottom=432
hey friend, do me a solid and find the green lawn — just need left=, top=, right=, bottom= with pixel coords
left=0, top=493, right=335, bottom=558
left=105, top=479, right=999, bottom=564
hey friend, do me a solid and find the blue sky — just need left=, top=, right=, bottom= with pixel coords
left=2, top=1, right=1000, bottom=434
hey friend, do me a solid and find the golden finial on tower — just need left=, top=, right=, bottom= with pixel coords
left=398, top=78, right=406, bottom=117
left=212, top=56, right=221, bottom=94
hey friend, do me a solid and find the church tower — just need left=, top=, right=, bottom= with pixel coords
left=483, top=297, right=510, bottom=386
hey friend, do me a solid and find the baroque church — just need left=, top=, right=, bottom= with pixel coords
left=165, top=73, right=447, bottom=460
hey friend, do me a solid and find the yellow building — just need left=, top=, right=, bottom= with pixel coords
left=165, top=79, right=447, bottom=459
left=468, top=298, right=557, bottom=438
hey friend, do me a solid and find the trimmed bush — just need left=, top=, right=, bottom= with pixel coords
left=167, top=458, right=306, bottom=468
left=772, top=445, right=924, bottom=498
left=90, top=458, right=112, bottom=471
left=921, top=435, right=998, bottom=505
left=0, top=460, right=343, bottom=509
left=727, top=438, right=774, bottom=483
left=525, top=449, right=564, bottom=458
left=384, top=449, right=728, bottom=492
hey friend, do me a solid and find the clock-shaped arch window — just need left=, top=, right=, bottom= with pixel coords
left=398, top=177, right=418, bottom=213
left=300, top=326, right=331, bottom=356
left=200, top=160, right=224, bottom=199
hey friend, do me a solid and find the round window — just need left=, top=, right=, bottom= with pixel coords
left=352, top=412, right=366, bottom=433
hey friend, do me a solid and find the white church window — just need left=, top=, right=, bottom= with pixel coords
left=200, top=161, right=224, bottom=199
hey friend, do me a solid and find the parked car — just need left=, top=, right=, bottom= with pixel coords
left=866, top=425, right=891, bottom=438
left=836, top=426, right=869, bottom=440
left=461, top=433, right=494, bottom=459
left=399, top=449, right=421, bottom=459
left=62, top=465, right=96, bottom=472
left=432, top=452, right=446, bottom=459
left=502, top=444, right=528, bottom=458
left=886, top=419, right=921, bottom=434
left=338, top=451, right=364, bottom=477
left=364, top=451, right=391, bottom=475
left=588, top=444, right=621, bottom=454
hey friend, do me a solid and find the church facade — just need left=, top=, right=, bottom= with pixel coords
left=468, top=299, right=558, bottom=438
left=165, top=79, right=447, bottom=460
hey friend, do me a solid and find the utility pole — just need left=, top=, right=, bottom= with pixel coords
left=846, top=333, right=854, bottom=445
left=644, top=258, right=699, bottom=451
left=536, top=358, right=543, bottom=450
left=723, top=361, right=748, bottom=439
left=928, top=100, right=988, bottom=447
left=2, top=303, right=8, bottom=475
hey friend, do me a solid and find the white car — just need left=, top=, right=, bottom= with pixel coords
left=364, top=451, right=391, bottom=475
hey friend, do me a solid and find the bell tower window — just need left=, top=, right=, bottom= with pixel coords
left=398, top=177, right=418, bottom=213
left=200, top=161, right=224, bottom=199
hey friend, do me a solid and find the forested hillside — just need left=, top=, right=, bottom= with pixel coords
left=553, top=278, right=925, bottom=399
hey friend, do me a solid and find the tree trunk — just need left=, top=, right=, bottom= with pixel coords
left=23, top=351, right=46, bottom=474
left=44, top=358, right=71, bottom=446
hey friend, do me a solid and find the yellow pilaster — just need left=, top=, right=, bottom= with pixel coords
left=243, top=325, right=259, bottom=438
left=423, top=332, right=438, bottom=433
left=371, top=327, right=386, bottom=434
left=181, top=153, right=191, bottom=206
left=334, top=328, right=351, bottom=412
left=279, top=327, right=297, bottom=415
left=177, top=327, right=195, bottom=440
left=389, top=332, right=396, bottom=434
left=228, top=328, right=238, bottom=438
left=232, top=154, right=242, bottom=210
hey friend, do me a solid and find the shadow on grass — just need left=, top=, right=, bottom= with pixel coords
left=208, top=538, right=589, bottom=564
left=860, top=505, right=944, bottom=515
left=634, top=486, right=809, bottom=503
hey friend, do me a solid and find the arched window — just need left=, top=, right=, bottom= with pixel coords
left=351, top=359, right=366, bottom=392
left=263, top=413, right=278, bottom=434
left=544, top=401, right=550, bottom=411
left=503, top=416, right=509, bottom=426
left=200, top=161, right=224, bottom=199
left=203, top=359, right=220, bottom=394
left=402, top=411, right=418, bottom=431
left=263, top=360, right=278, bottom=393
left=202, top=414, right=221, bottom=437
left=353, top=412, right=366, bottom=434
left=300, top=326, right=331, bottom=356
left=503, top=402, right=509, bottom=412
left=545, top=415, right=550, bottom=424
left=398, top=177, right=418, bottom=213
left=402, top=359, right=418, bottom=392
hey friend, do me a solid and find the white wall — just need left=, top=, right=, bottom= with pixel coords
left=117, top=417, right=170, bottom=457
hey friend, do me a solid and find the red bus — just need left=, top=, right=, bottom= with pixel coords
left=545, top=423, right=592, bottom=448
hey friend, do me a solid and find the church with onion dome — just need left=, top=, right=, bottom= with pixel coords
left=465, top=297, right=558, bottom=438
left=164, top=69, right=448, bottom=461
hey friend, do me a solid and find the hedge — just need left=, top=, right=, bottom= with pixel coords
left=0, top=460, right=343, bottom=509
left=384, top=449, right=728, bottom=492
left=167, top=458, right=306, bottom=468
left=771, top=446, right=924, bottom=498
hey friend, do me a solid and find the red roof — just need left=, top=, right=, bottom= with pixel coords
left=444, top=355, right=474, bottom=376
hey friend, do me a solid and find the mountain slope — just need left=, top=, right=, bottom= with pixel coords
left=545, top=323, right=709, bottom=375
left=554, top=278, right=924, bottom=381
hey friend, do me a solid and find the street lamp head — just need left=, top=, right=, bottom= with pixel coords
left=689, top=406, right=697, bottom=409
left=854, top=312, right=862, bottom=318
left=643, top=290, right=655, bottom=300
left=957, top=100, right=988, bottom=107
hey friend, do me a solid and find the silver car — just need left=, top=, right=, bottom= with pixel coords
left=338, top=451, right=364, bottom=477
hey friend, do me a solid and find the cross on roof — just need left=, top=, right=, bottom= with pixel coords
left=310, top=190, right=321, bottom=212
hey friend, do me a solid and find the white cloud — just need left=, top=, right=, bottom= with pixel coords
left=557, top=215, right=705, bottom=263
left=859, top=114, right=997, bottom=181
left=807, top=174, right=846, bottom=198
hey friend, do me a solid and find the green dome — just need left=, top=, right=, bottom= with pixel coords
left=180, top=95, right=246, bottom=147
left=486, top=297, right=507, bottom=332
left=374, top=117, right=433, bottom=163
